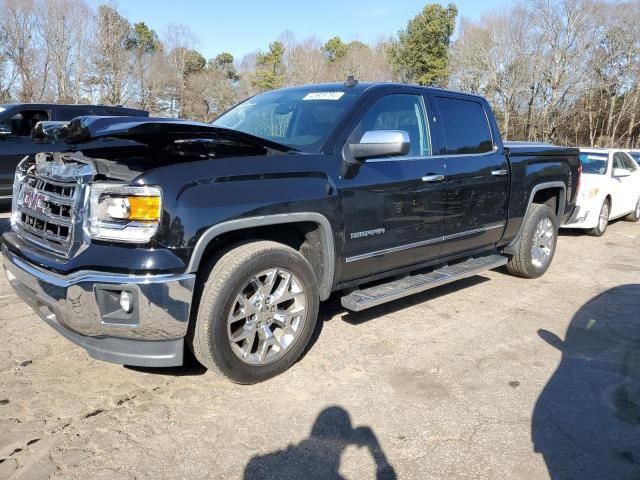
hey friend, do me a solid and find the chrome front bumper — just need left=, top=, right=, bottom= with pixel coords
left=2, top=246, right=196, bottom=367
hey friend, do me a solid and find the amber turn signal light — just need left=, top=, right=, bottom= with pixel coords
left=127, top=196, right=161, bottom=221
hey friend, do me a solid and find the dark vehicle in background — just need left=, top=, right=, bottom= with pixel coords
left=2, top=82, right=580, bottom=383
left=0, top=103, right=148, bottom=200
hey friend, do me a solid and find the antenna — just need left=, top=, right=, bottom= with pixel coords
left=344, top=76, right=358, bottom=88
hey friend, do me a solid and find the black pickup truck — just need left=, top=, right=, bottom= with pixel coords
left=0, top=103, right=148, bottom=201
left=2, top=82, right=580, bottom=383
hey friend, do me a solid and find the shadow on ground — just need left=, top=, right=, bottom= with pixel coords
left=124, top=350, right=207, bottom=376
left=533, top=284, right=640, bottom=478
left=243, top=406, right=396, bottom=479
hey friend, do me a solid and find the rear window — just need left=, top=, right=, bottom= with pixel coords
left=435, top=97, right=494, bottom=155
left=579, top=153, right=608, bottom=174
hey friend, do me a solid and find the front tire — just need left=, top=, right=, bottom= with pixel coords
left=506, top=204, right=558, bottom=279
left=587, top=199, right=610, bottom=236
left=192, top=241, right=319, bottom=384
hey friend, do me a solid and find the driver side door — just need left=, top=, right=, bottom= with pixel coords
left=339, top=92, right=446, bottom=283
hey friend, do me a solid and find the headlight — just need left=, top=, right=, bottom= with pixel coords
left=580, top=187, right=600, bottom=200
left=89, top=184, right=162, bottom=243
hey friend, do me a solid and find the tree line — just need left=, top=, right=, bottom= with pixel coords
left=0, top=0, right=638, bottom=148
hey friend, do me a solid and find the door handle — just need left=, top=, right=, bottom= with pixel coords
left=421, top=174, right=445, bottom=182
left=491, top=169, right=508, bottom=176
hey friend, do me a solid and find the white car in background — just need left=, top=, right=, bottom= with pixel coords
left=562, top=148, right=640, bottom=236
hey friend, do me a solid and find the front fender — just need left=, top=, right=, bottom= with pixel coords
left=185, top=212, right=336, bottom=300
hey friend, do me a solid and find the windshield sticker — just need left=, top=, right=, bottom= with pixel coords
left=586, top=155, right=607, bottom=161
left=303, top=92, right=345, bottom=101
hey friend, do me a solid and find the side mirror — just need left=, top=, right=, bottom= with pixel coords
left=613, top=168, right=631, bottom=177
left=349, top=130, right=410, bottom=160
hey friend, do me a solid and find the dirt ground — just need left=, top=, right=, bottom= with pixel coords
left=0, top=212, right=639, bottom=480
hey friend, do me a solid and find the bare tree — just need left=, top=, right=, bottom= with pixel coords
left=163, top=23, right=199, bottom=116
left=93, top=4, right=132, bottom=105
left=37, top=0, right=93, bottom=102
left=285, top=36, right=328, bottom=85
left=0, top=0, right=48, bottom=101
left=449, top=0, right=640, bottom=147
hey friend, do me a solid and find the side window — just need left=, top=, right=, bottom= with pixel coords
left=2, top=110, right=49, bottom=136
left=435, top=97, right=494, bottom=155
left=613, top=153, right=627, bottom=170
left=356, top=94, right=430, bottom=156
left=622, top=153, right=638, bottom=172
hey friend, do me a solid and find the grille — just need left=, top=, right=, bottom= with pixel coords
left=14, top=173, right=79, bottom=256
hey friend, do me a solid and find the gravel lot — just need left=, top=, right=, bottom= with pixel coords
left=0, top=211, right=639, bottom=480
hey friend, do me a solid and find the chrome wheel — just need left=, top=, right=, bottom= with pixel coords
left=227, top=268, right=307, bottom=366
left=531, top=217, right=555, bottom=268
left=598, top=201, right=609, bottom=232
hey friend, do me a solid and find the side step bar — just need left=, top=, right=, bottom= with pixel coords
left=340, top=254, right=508, bottom=312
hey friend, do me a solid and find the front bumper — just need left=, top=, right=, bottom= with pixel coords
left=2, top=246, right=196, bottom=367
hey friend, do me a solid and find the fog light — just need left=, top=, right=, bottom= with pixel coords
left=119, top=291, right=133, bottom=313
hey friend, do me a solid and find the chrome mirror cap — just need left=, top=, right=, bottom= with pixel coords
left=350, top=130, right=410, bottom=160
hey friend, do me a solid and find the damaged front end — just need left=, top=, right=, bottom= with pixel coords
left=3, top=121, right=206, bottom=367
left=12, top=149, right=169, bottom=258
left=12, top=152, right=94, bottom=257
left=14, top=115, right=295, bottom=261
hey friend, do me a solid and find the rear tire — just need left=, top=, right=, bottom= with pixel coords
left=506, top=204, right=558, bottom=279
left=191, top=241, right=319, bottom=384
left=624, top=197, right=640, bottom=222
left=587, top=199, right=609, bottom=236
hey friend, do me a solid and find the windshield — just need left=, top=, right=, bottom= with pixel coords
left=628, top=151, right=640, bottom=163
left=213, top=88, right=361, bottom=152
left=579, top=152, right=608, bottom=175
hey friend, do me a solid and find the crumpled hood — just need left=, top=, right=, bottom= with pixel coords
left=29, top=116, right=300, bottom=183
left=31, top=116, right=294, bottom=153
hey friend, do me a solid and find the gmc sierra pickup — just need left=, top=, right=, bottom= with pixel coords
left=2, top=82, right=580, bottom=383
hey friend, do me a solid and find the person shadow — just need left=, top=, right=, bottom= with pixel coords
left=243, top=406, right=397, bottom=479
left=532, top=284, right=640, bottom=479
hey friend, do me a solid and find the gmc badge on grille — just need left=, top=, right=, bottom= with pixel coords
left=21, top=189, right=47, bottom=214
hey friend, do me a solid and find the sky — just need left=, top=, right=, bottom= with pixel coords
left=117, top=0, right=508, bottom=60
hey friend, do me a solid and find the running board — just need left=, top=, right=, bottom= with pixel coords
left=340, top=254, right=508, bottom=312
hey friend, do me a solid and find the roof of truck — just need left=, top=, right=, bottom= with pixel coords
left=269, top=82, right=489, bottom=101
